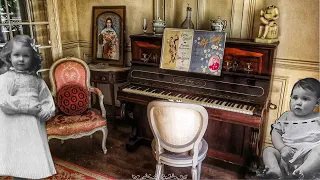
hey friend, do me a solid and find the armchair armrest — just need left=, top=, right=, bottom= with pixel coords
left=36, top=68, right=50, bottom=77
left=89, top=86, right=106, bottom=119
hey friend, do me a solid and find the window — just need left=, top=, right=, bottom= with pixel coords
left=0, top=0, right=53, bottom=69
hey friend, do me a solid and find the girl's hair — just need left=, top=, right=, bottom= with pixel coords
left=291, top=78, right=320, bottom=98
left=0, top=35, right=42, bottom=74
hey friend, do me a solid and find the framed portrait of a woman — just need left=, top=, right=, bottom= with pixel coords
left=92, top=6, right=126, bottom=66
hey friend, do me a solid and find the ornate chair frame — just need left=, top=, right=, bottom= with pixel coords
left=47, top=57, right=107, bottom=154
left=147, top=100, right=209, bottom=180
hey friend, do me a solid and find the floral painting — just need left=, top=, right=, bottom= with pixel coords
left=92, top=6, right=125, bottom=66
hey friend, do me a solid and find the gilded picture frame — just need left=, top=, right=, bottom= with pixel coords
left=91, top=6, right=126, bottom=66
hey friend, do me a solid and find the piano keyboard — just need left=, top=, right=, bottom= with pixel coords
left=122, top=85, right=255, bottom=115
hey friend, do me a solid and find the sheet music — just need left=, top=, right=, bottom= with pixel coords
left=160, top=28, right=226, bottom=76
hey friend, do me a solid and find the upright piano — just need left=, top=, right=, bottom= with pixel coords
left=117, top=34, right=278, bottom=171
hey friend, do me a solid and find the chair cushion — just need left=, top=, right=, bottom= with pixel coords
left=56, top=84, right=90, bottom=115
left=46, top=109, right=106, bottom=136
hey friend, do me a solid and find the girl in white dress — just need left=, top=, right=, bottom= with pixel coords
left=262, top=78, right=320, bottom=179
left=0, top=35, right=56, bottom=179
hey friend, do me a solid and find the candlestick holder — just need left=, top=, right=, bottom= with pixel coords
left=142, top=18, right=147, bottom=34
left=244, top=62, right=254, bottom=73
left=223, top=61, right=232, bottom=72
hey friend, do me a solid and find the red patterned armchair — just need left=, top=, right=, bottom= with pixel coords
left=46, top=57, right=107, bottom=154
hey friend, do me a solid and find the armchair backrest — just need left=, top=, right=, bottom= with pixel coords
left=147, top=100, right=208, bottom=154
left=49, top=57, right=91, bottom=97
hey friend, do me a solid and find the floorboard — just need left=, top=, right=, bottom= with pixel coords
left=49, top=120, right=244, bottom=179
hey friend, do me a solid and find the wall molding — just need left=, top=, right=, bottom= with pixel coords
left=275, top=58, right=319, bottom=71
left=265, top=75, right=289, bottom=144
left=62, top=41, right=319, bottom=72
left=62, top=41, right=79, bottom=50
left=62, top=40, right=91, bottom=50
left=63, top=40, right=131, bottom=51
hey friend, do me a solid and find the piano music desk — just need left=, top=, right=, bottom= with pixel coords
left=89, top=65, right=130, bottom=128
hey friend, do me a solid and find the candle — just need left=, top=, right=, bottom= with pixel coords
left=142, top=18, right=147, bottom=33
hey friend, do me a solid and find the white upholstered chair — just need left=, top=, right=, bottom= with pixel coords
left=147, top=100, right=209, bottom=180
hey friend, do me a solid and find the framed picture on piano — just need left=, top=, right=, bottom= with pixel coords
left=160, top=28, right=227, bottom=76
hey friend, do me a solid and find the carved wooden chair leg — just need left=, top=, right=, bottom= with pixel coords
left=120, top=103, right=126, bottom=121
left=101, top=126, right=108, bottom=154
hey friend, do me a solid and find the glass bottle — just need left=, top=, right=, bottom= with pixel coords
left=181, top=5, right=194, bottom=29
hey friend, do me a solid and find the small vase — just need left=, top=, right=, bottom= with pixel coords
left=181, top=5, right=194, bottom=29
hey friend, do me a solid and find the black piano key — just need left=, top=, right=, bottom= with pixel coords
left=146, top=88, right=154, bottom=92
left=246, top=105, right=250, bottom=110
left=160, top=90, right=167, bottom=94
left=163, top=91, right=170, bottom=95
left=237, top=104, right=241, bottom=108
left=169, top=92, right=176, bottom=96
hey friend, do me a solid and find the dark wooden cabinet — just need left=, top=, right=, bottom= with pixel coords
left=90, top=66, right=130, bottom=127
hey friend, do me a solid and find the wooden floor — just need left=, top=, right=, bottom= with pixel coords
left=49, top=119, right=245, bottom=179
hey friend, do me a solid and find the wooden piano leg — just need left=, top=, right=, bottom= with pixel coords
left=245, top=128, right=260, bottom=178
left=121, top=103, right=142, bottom=152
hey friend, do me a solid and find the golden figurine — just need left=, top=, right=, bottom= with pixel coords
left=255, top=5, right=279, bottom=43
